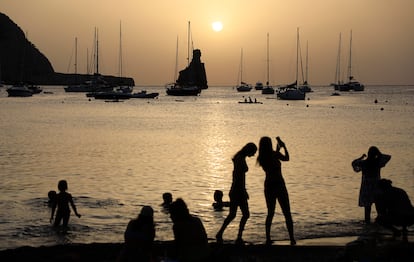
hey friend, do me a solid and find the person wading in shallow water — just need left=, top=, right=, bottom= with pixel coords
left=161, top=192, right=173, bottom=211
left=216, top=142, right=257, bottom=245
left=257, top=136, right=296, bottom=245
left=50, top=180, right=81, bottom=227
left=212, top=190, right=230, bottom=211
left=47, top=190, right=57, bottom=208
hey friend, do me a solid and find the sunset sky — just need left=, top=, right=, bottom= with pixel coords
left=2, top=0, right=413, bottom=86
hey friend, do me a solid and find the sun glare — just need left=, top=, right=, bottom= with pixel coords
left=212, top=21, right=223, bottom=32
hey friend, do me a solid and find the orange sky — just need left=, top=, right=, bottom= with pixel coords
left=2, top=0, right=414, bottom=86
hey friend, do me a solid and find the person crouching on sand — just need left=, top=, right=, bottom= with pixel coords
left=118, top=205, right=155, bottom=262
left=169, top=198, right=210, bottom=262
left=352, top=146, right=391, bottom=224
left=50, top=180, right=81, bottom=227
left=375, top=178, right=414, bottom=241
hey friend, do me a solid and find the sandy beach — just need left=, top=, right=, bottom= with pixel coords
left=1, top=236, right=413, bottom=262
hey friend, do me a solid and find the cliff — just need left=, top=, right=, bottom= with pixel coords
left=176, top=49, right=208, bottom=89
left=0, top=13, right=134, bottom=86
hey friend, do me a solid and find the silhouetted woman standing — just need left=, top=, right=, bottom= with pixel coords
left=352, top=146, right=391, bottom=224
left=257, top=136, right=295, bottom=245
left=216, top=142, right=257, bottom=245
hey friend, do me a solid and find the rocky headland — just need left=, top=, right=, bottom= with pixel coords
left=0, top=13, right=134, bottom=86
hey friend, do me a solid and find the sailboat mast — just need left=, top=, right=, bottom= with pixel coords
left=240, top=48, right=243, bottom=84
left=74, top=37, right=78, bottom=74
left=335, top=33, right=342, bottom=84
left=118, top=21, right=123, bottom=77
left=348, top=30, right=353, bottom=80
left=96, top=28, right=99, bottom=74
left=266, top=33, right=270, bottom=86
left=174, top=35, right=178, bottom=81
left=86, top=48, right=89, bottom=75
left=305, top=41, right=308, bottom=83
left=295, top=28, right=299, bottom=87
left=187, top=21, right=190, bottom=66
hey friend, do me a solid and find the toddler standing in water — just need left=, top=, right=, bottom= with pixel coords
left=212, top=190, right=230, bottom=211
left=47, top=190, right=57, bottom=208
left=50, top=180, right=81, bottom=227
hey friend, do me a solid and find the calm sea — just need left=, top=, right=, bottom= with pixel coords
left=0, top=85, right=413, bottom=250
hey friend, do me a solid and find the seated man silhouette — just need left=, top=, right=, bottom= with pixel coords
left=169, top=198, right=210, bottom=262
left=375, top=178, right=414, bottom=241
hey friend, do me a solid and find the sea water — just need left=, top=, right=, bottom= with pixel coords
left=0, top=85, right=413, bottom=250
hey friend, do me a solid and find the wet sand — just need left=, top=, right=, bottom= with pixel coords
left=1, top=237, right=413, bottom=262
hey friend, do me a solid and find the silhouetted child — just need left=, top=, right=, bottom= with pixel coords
left=47, top=190, right=57, bottom=207
left=375, top=178, right=414, bottom=241
left=169, top=198, right=210, bottom=262
left=50, top=180, right=81, bottom=227
left=212, top=190, right=230, bottom=211
left=161, top=192, right=173, bottom=210
left=118, top=206, right=155, bottom=262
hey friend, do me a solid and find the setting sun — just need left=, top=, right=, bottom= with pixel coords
left=212, top=21, right=223, bottom=32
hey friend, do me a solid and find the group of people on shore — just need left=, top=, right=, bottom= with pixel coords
left=215, top=136, right=296, bottom=246
left=47, top=138, right=414, bottom=261
left=118, top=197, right=209, bottom=262
left=118, top=136, right=297, bottom=261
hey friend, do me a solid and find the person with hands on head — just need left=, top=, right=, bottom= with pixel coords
left=352, top=146, right=391, bottom=224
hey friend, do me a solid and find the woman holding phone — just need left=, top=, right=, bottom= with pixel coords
left=257, top=136, right=295, bottom=245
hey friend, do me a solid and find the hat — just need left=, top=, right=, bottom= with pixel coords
left=140, top=206, right=154, bottom=217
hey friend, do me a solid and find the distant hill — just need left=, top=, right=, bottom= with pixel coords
left=0, top=13, right=134, bottom=86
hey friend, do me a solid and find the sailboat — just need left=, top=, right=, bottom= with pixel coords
left=235, top=48, right=252, bottom=92
left=344, top=30, right=364, bottom=91
left=261, top=33, right=275, bottom=94
left=115, top=21, right=133, bottom=94
left=332, top=33, right=344, bottom=90
left=277, top=28, right=305, bottom=100
left=65, top=29, right=112, bottom=93
left=255, top=82, right=263, bottom=90
left=298, top=40, right=312, bottom=93
left=334, top=31, right=364, bottom=91
left=166, top=21, right=207, bottom=96
left=6, top=84, right=34, bottom=97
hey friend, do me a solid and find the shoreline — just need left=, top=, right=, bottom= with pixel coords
left=1, top=236, right=413, bottom=262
